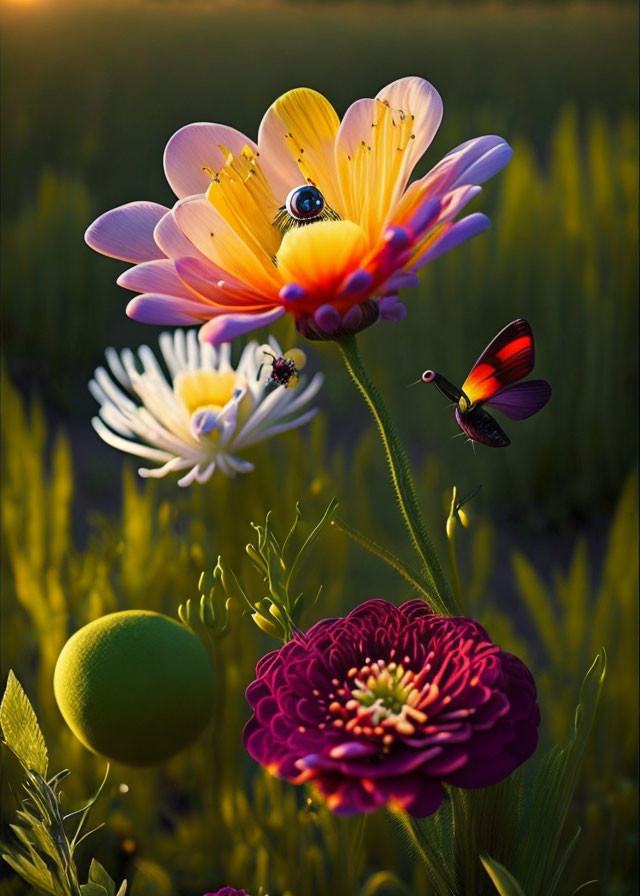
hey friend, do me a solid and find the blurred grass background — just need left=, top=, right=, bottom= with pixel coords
left=1, top=1, right=638, bottom=894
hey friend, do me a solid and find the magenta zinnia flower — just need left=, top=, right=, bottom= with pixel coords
left=244, top=599, right=539, bottom=817
left=204, top=889, right=250, bottom=896
left=86, top=77, right=512, bottom=344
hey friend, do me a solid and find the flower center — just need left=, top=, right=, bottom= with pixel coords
left=174, top=370, right=239, bottom=415
left=322, top=657, right=440, bottom=745
left=351, top=661, right=416, bottom=716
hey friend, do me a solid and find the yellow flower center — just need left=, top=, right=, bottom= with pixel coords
left=174, top=370, right=239, bottom=415
left=276, top=220, right=367, bottom=299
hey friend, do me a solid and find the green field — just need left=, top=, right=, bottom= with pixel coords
left=1, top=3, right=638, bottom=895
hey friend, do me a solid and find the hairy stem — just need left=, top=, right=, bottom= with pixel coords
left=336, top=334, right=453, bottom=615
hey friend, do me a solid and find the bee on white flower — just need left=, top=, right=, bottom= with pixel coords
left=89, top=331, right=323, bottom=486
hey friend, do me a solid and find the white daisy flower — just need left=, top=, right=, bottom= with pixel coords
left=89, top=331, right=323, bottom=486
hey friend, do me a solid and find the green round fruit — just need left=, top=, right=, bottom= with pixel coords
left=54, top=610, right=214, bottom=766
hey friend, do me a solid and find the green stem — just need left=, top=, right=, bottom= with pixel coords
left=447, top=530, right=464, bottom=615
left=337, top=334, right=453, bottom=615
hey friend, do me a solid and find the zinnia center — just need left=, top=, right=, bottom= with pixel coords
left=332, top=659, right=435, bottom=740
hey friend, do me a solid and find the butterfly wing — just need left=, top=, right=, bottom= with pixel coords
left=484, top=380, right=551, bottom=420
left=455, top=406, right=510, bottom=447
left=461, top=319, right=535, bottom=407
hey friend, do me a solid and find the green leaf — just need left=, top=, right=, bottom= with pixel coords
left=514, top=651, right=607, bottom=895
left=81, top=884, right=109, bottom=896
left=481, top=855, right=527, bottom=896
left=512, top=552, right=561, bottom=665
left=88, top=858, right=116, bottom=896
left=1, top=850, right=56, bottom=894
left=571, top=881, right=599, bottom=895
left=546, top=826, right=581, bottom=895
left=390, top=804, right=457, bottom=895
left=114, top=883, right=128, bottom=896
left=0, top=670, right=48, bottom=776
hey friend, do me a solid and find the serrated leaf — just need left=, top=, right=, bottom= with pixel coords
left=88, top=859, right=116, bottom=896
left=81, top=884, right=109, bottom=896
left=481, top=855, right=527, bottom=896
left=0, top=671, right=48, bottom=776
left=1, top=851, right=56, bottom=894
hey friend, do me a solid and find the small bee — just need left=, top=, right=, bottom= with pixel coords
left=259, top=347, right=307, bottom=389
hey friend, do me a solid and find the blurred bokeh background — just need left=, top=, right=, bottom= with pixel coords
left=1, top=1, right=637, bottom=894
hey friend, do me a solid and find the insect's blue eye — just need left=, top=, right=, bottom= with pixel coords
left=286, top=185, right=325, bottom=221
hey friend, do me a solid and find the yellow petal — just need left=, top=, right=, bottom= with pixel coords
left=175, top=197, right=281, bottom=297
left=206, top=144, right=282, bottom=261
left=276, top=220, right=367, bottom=296
left=262, top=88, right=343, bottom=214
left=336, top=78, right=443, bottom=245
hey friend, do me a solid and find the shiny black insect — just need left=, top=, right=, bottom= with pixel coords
left=260, top=352, right=300, bottom=388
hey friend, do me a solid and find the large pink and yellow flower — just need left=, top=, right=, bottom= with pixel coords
left=86, top=77, right=512, bottom=343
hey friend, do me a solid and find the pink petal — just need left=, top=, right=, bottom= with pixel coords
left=173, top=197, right=280, bottom=297
left=173, top=196, right=228, bottom=263
left=164, top=122, right=258, bottom=199
left=375, top=77, right=443, bottom=182
left=126, top=293, right=210, bottom=325
left=404, top=136, right=513, bottom=208
left=257, top=105, right=303, bottom=202
left=335, top=97, right=376, bottom=159
left=85, top=201, right=168, bottom=263
left=198, top=307, right=285, bottom=345
left=446, top=136, right=513, bottom=188
left=117, top=260, right=192, bottom=298
left=154, top=208, right=208, bottom=262
left=414, top=213, right=490, bottom=269
left=407, top=184, right=481, bottom=238
left=175, top=255, right=254, bottom=301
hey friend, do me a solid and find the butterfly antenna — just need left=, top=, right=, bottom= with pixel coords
left=457, top=484, right=482, bottom=508
left=406, top=379, right=423, bottom=388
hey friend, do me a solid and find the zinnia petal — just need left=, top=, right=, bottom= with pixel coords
left=243, top=599, right=539, bottom=817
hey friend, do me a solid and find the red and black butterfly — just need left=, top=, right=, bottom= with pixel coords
left=421, top=319, right=551, bottom=447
